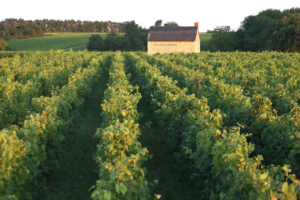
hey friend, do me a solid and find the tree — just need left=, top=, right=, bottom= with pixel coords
left=103, top=22, right=109, bottom=32
left=207, top=26, right=240, bottom=52
left=87, top=21, right=148, bottom=52
left=0, top=38, right=7, bottom=51
left=214, top=26, right=231, bottom=32
left=271, top=12, right=300, bottom=52
left=164, top=21, right=179, bottom=26
left=155, top=19, right=162, bottom=26
left=87, top=34, right=105, bottom=51
left=104, top=32, right=124, bottom=51
left=122, top=36, right=132, bottom=51
left=124, top=21, right=147, bottom=51
left=237, top=9, right=283, bottom=51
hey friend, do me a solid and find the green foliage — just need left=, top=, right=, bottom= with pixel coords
left=126, top=52, right=300, bottom=199
left=271, top=12, right=300, bottom=52
left=155, top=19, right=162, bottom=26
left=0, top=18, right=128, bottom=40
left=164, top=21, right=179, bottom=26
left=6, top=32, right=109, bottom=51
left=87, top=34, right=105, bottom=51
left=207, top=7, right=300, bottom=52
left=200, top=33, right=213, bottom=51
left=149, top=52, right=300, bottom=175
left=3, top=51, right=300, bottom=199
left=235, top=7, right=300, bottom=52
left=0, top=51, right=104, bottom=199
left=0, top=51, right=95, bottom=129
left=87, top=21, right=148, bottom=52
left=0, top=19, right=46, bottom=39
left=92, top=53, right=150, bottom=199
left=105, top=32, right=126, bottom=51
left=45, top=70, right=108, bottom=199
left=123, top=21, right=148, bottom=51
left=237, top=9, right=283, bottom=51
left=207, top=26, right=240, bottom=52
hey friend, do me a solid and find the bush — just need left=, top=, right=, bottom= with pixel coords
left=87, top=35, right=105, bottom=51
left=87, top=21, right=148, bottom=52
left=104, top=32, right=124, bottom=51
left=207, top=26, right=240, bottom=52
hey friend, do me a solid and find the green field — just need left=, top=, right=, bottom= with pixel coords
left=200, top=33, right=212, bottom=51
left=199, top=33, right=212, bottom=42
left=6, top=32, right=211, bottom=52
left=6, top=32, right=110, bottom=51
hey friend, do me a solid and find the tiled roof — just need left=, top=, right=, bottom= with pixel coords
left=147, top=26, right=198, bottom=42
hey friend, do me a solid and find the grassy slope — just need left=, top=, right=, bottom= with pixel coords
left=46, top=72, right=108, bottom=200
left=200, top=33, right=212, bottom=42
left=6, top=32, right=109, bottom=51
left=200, top=33, right=212, bottom=51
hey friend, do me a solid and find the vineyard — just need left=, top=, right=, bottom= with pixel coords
left=1, top=51, right=300, bottom=199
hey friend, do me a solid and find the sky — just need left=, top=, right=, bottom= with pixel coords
left=1, top=0, right=299, bottom=32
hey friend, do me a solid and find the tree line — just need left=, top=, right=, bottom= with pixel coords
left=205, top=7, right=300, bottom=52
left=1, top=7, right=299, bottom=53
left=87, top=21, right=148, bottom=51
left=0, top=19, right=46, bottom=40
left=0, top=19, right=129, bottom=40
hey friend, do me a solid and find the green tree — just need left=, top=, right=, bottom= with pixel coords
left=87, top=34, right=105, bottom=51
left=155, top=19, right=162, bottom=26
left=208, top=26, right=240, bottom=52
left=87, top=21, right=148, bottom=52
left=124, top=21, right=147, bottom=51
left=104, top=32, right=124, bottom=51
left=271, top=12, right=300, bottom=52
left=164, top=21, right=179, bottom=26
left=237, top=9, right=283, bottom=51
left=122, top=36, right=132, bottom=51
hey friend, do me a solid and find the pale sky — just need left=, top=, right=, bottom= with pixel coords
left=1, top=0, right=299, bottom=32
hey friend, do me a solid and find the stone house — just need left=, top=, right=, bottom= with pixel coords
left=147, top=22, right=200, bottom=55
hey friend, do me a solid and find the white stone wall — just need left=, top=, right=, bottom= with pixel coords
left=148, top=41, right=197, bottom=55
left=196, top=33, right=200, bottom=52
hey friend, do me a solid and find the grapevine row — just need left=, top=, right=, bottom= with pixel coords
left=0, top=51, right=98, bottom=130
left=0, top=50, right=96, bottom=84
left=157, top=52, right=300, bottom=115
left=146, top=54, right=300, bottom=174
left=92, top=52, right=151, bottom=200
left=0, top=54, right=104, bottom=199
left=126, top=52, right=300, bottom=199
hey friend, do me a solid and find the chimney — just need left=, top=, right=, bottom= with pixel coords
left=194, top=22, right=199, bottom=27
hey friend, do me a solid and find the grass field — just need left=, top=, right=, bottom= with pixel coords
left=200, top=33, right=213, bottom=51
left=6, top=32, right=211, bottom=52
left=6, top=32, right=110, bottom=51
left=200, top=33, right=212, bottom=42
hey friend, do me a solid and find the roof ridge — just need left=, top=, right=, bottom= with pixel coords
left=150, top=26, right=197, bottom=28
left=148, top=26, right=198, bottom=41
